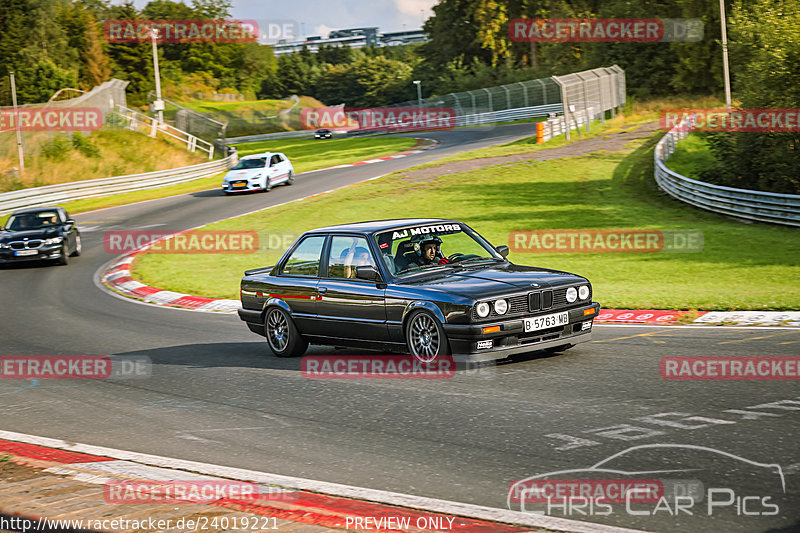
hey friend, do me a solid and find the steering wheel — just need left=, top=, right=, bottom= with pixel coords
left=447, top=253, right=466, bottom=262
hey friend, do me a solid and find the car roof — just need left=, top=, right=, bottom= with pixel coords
left=10, top=207, right=63, bottom=215
left=239, top=152, right=278, bottom=160
left=305, top=218, right=463, bottom=234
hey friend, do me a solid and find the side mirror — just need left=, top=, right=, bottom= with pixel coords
left=65, top=218, right=75, bottom=225
left=495, top=245, right=510, bottom=258
left=355, top=265, right=381, bottom=281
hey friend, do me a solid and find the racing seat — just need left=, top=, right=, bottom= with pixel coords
left=394, top=240, right=418, bottom=271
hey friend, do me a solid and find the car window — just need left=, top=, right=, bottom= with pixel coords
left=7, top=211, right=60, bottom=230
left=276, top=154, right=284, bottom=162
left=231, top=158, right=267, bottom=170
left=270, top=155, right=280, bottom=166
left=327, top=236, right=376, bottom=279
left=281, top=236, right=326, bottom=276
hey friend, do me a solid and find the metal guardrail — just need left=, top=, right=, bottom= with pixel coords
left=0, top=153, right=237, bottom=216
left=226, top=104, right=567, bottom=143
left=225, top=129, right=318, bottom=144
left=654, top=115, right=800, bottom=227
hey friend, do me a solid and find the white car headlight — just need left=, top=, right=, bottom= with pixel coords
left=566, top=287, right=578, bottom=303
left=44, top=237, right=63, bottom=245
left=578, top=285, right=590, bottom=300
left=476, top=302, right=490, bottom=318
left=494, top=299, right=508, bottom=315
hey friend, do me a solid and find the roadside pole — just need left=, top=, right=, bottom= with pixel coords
left=9, top=72, right=25, bottom=175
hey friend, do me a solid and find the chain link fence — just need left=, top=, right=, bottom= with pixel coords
left=387, top=65, right=625, bottom=131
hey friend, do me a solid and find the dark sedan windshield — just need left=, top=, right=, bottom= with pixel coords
left=375, top=222, right=502, bottom=277
left=6, top=211, right=60, bottom=231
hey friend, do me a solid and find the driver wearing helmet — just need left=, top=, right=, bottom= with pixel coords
left=412, top=234, right=449, bottom=266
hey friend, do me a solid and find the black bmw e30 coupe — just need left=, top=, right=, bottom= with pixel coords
left=238, top=219, right=600, bottom=362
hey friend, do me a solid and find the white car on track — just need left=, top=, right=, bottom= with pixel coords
left=222, top=152, right=294, bottom=194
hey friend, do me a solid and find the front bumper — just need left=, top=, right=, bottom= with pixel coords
left=444, top=302, right=601, bottom=362
left=222, top=180, right=263, bottom=193
left=0, top=244, right=63, bottom=263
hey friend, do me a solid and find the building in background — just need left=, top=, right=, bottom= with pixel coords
left=271, top=27, right=426, bottom=55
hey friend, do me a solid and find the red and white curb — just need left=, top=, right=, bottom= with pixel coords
left=597, top=309, right=800, bottom=327
left=0, top=430, right=647, bottom=533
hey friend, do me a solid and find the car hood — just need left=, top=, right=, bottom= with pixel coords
left=401, top=263, right=587, bottom=299
left=223, top=168, right=264, bottom=181
left=0, top=228, right=60, bottom=242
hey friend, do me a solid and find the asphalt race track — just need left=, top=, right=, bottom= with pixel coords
left=1, top=124, right=798, bottom=533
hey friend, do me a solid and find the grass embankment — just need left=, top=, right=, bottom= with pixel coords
left=48, top=136, right=417, bottom=215
left=181, top=96, right=322, bottom=115
left=132, top=100, right=800, bottom=311
left=666, top=134, right=717, bottom=179
left=0, top=130, right=206, bottom=192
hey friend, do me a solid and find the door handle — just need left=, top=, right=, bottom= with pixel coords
left=318, top=287, right=327, bottom=294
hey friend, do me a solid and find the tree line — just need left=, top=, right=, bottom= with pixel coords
left=0, top=0, right=796, bottom=193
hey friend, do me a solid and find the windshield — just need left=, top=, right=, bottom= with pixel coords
left=374, top=222, right=502, bottom=277
left=230, top=158, right=267, bottom=170
left=6, top=211, right=60, bottom=231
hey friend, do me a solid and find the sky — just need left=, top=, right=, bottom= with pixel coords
left=119, top=0, right=438, bottom=38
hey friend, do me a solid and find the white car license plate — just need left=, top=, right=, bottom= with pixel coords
left=15, top=249, right=38, bottom=256
left=524, top=311, right=569, bottom=332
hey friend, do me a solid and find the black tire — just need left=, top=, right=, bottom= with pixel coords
left=70, top=234, right=81, bottom=257
left=56, top=243, right=69, bottom=266
left=286, top=171, right=294, bottom=185
left=264, top=307, right=307, bottom=357
left=405, top=310, right=450, bottom=363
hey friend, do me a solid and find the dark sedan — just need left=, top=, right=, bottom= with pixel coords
left=314, top=129, right=332, bottom=139
left=238, top=219, right=600, bottom=362
left=0, top=207, right=81, bottom=266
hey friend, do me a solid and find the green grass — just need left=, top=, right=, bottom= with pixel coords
left=178, top=96, right=323, bottom=116
left=133, top=124, right=800, bottom=310
left=0, top=129, right=207, bottom=192
left=50, top=136, right=417, bottom=215
left=666, top=134, right=718, bottom=179
left=232, top=136, right=418, bottom=174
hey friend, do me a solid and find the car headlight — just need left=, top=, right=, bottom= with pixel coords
left=578, top=285, right=590, bottom=300
left=566, top=287, right=578, bottom=303
left=44, top=237, right=63, bottom=245
left=494, top=299, right=508, bottom=315
left=0, top=243, right=9, bottom=249
left=476, top=302, right=491, bottom=318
